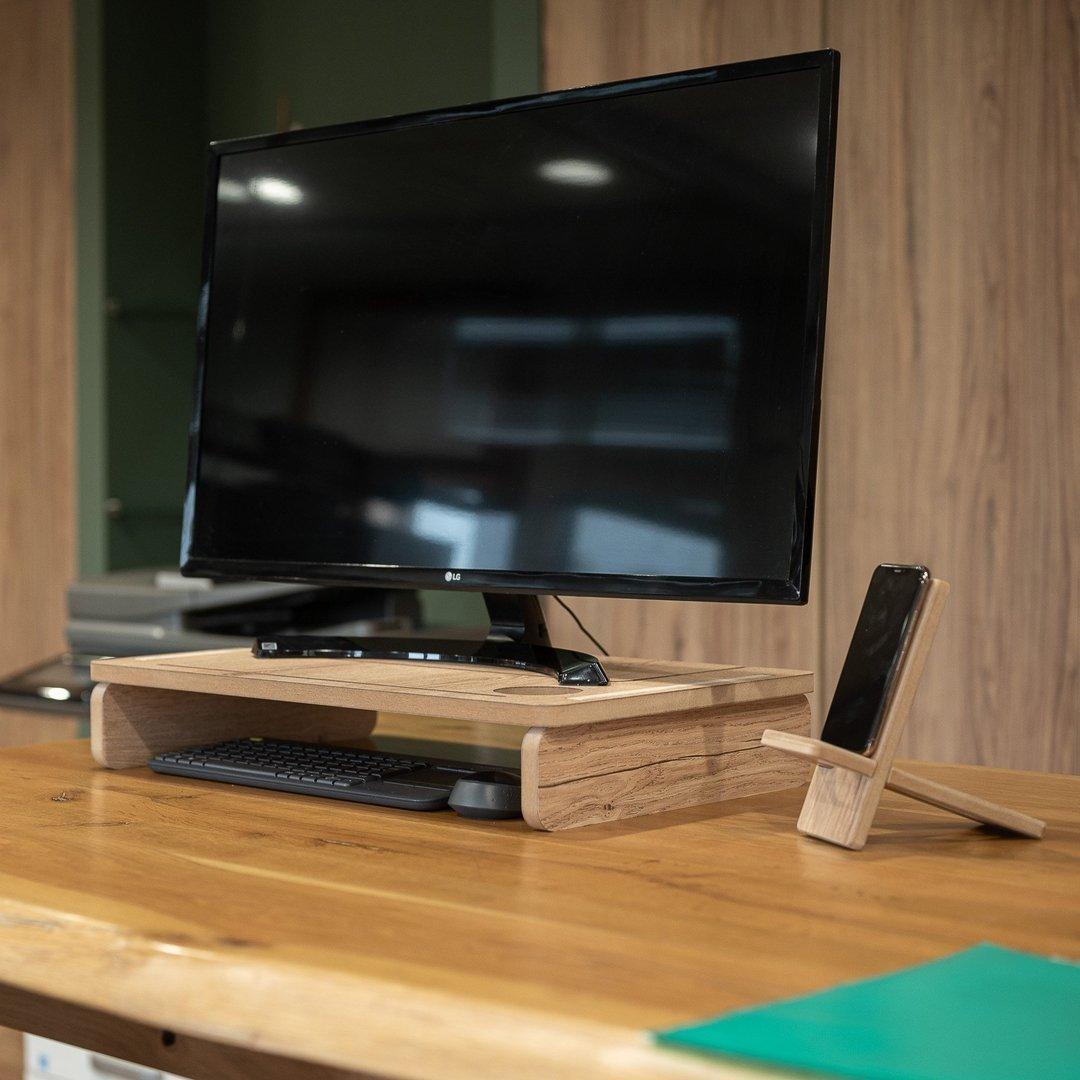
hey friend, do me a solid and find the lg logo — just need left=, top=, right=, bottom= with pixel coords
left=444, top=571, right=461, bottom=582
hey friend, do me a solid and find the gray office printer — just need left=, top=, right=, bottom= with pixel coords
left=0, top=570, right=417, bottom=717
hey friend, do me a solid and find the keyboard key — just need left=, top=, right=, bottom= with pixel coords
left=210, top=762, right=278, bottom=778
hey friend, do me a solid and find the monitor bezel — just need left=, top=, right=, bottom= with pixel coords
left=181, top=49, right=840, bottom=605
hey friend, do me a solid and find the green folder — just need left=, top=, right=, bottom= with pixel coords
left=656, top=944, right=1080, bottom=1080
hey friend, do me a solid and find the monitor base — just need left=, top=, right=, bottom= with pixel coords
left=252, top=592, right=609, bottom=687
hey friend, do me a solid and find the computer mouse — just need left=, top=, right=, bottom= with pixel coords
left=448, top=770, right=522, bottom=820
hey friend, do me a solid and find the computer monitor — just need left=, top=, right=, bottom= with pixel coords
left=182, top=50, right=840, bottom=685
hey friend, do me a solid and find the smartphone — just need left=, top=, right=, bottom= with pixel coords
left=821, top=564, right=931, bottom=755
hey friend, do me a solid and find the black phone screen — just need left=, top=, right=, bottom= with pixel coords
left=821, top=565, right=930, bottom=753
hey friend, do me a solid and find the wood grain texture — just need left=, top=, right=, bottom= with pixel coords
left=0, top=741, right=1074, bottom=1080
left=90, top=649, right=813, bottom=728
left=91, top=651, right=813, bottom=830
left=0, top=1027, right=19, bottom=1080
left=820, top=0, right=1080, bottom=771
left=0, top=698, right=80, bottom=1080
left=767, top=585, right=1045, bottom=840
left=760, top=728, right=877, bottom=776
left=798, top=579, right=950, bottom=848
left=0, top=987, right=364, bottom=1080
left=766, top=729, right=1046, bottom=843
left=90, top=682, right=376, bottom=769
left=0, top=707, right=81, bottom=749
left=540, top=0, right=826, bottom=709
left=542, top=0, right=1079, bottom=772
left=544, top=0, right=824, bottom=91
left=0, top=27, right=80, bottom=1065
left=0, top=0, right=75, bottom=689
left=886, top=767, right=1045, bottom=838
left=375, top=711, right=527, bottom=750
left=521, top=696, right=811, bottom=829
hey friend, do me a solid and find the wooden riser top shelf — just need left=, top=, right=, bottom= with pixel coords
left=91, top=649, right=813, bottom=727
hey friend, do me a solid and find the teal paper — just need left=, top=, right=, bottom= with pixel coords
left=656, top=944, right=1080, bottom=1080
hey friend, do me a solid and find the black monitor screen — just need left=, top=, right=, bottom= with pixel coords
left=185, top=52, right=837, bottom=602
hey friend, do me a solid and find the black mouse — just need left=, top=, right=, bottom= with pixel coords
left=449, top=770, right=522, bottom=820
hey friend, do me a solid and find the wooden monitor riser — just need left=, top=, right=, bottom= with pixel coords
left=90, top=651, right=814, bottom=831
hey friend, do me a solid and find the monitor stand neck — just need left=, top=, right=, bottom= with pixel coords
left=252, top=591, right=609, bottom=687
left=484, top=591, right=551, bottom=646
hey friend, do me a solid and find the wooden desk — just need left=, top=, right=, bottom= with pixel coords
left=0, top=705, right=81, bottom=749
left=0, top=737, right=1075, bottom=1080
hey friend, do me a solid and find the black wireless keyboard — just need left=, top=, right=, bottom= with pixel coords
left=149, top=737, right=505, bottom=811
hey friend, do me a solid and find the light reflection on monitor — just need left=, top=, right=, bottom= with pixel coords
left=570, top=508, right=722, bottom=578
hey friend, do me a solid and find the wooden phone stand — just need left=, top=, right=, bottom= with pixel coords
left=761, top=579, right=1045, bottom=849
left=89, top=650, right=815, bottom=831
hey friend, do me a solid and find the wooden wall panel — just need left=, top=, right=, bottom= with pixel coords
left=0, top=4, right=75, bottom=1067
left=541, top=0, right=825, bottom=696
left=822, top=0, right=1078, bottom=772
left=542, top=1, right=1079, bottom=771
left=0, top=0, right=75, bottom=696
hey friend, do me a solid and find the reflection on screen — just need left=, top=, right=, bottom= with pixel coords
left=193, top=68, right=825, bottom=583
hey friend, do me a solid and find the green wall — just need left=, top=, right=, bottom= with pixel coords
left=102, top=0, right=207, bottom=570
left=77, top=0, right=540, bottom=575
left=206, top=0, right=511, bottom=140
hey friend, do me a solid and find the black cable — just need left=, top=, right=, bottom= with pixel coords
left=553, top=595, right=609, bottom=656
